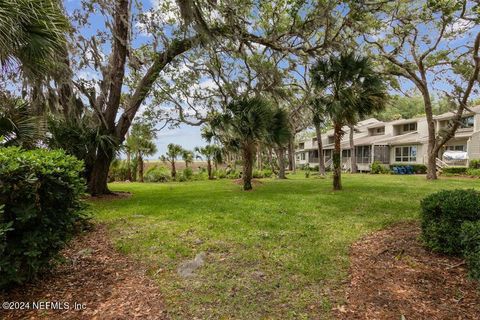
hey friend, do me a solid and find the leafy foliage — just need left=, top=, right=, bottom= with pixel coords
left=460, top=221, right=480, bottom=280
left=0, top=147, right=87, bottom=288
left=420, top=189, right=480, bottom=255
left=370, top=161, right=389, bottom=174
left=0, top=0, right=69, bottom=77
left=442, top=167, right=468, bottom=175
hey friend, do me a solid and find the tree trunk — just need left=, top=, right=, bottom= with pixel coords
left=314, top=123, right=326, bottom=175
left=258, top=146, right=263, bottom=171
left=126, top=149, right=132, bottom=181
left=207, top=159, right=213, bottom=180
left=185, top=161, right=189, bottom=169
left=138, top=153, right=144, bottom=182
left=349, top=124, right=357, bottom=173
left=333, top=123, right=343, bottom=190
left=243, top=145, right=254, bottom=190
left=422, top=92, right=438, bottom=180
left=171, top=161, right=176, bottom=179
left=88, top=150, right=114, bottom=195
left=277, top=147, right=286, bottom=179
left=288, top=137, right=295, bottom=172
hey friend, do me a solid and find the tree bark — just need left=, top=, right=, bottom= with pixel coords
left=333, top=123, right=343, bottom=190
left=171, top=160, right=176, bottom=179
left=277, top=147, right=286, bottom=179
left=288, top=137, right=295, bottom=172
left=207, top=159, right=213, bottom=180
left=314, top=122, right=325, bottom=175
left=138, top=153, right=144, bottom=182
left=243, top=145, right=254, bottom=190
left=88, top=150, right=114, bottom=195
left=349, top=124, right=357, bottom=173
left=422, top=91, right=438, bottom=180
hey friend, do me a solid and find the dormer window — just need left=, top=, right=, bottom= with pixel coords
left=403, top=123, right=417, bottom=132
left=298, top=143, right=305, bottom=149
left=370, top=127, right=385, bottom=135
left=327, top=136, right=334, bottom=144
left=460, top=116, right=474, bottom=128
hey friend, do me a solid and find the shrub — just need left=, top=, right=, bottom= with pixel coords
left=108, top=159, right=131, bottom=182
left=226, top=170, right=241, bottom=179
left=144, top=166, right=170, bottom=183
left=193, top=172, right=209, bottom=181
left=442, top=166, right=467, bottom=175
left=466, top=168, right=480, bottom=177
left=216, top=169, right=227, bottom=179
left=182, top=167, right=194, bottom=180
left=371, top=161, right=389, bottom=174
left=263, top=169, right=273, bottom=178
left=460, top=221, right=480, bottom=280
left=469, top=159, right=480, bottom=169
left=0, top=147, right=87, bottom=288
left=420, top=189, right=480, bottom=255
left=253, top=170, right=265, bottom=179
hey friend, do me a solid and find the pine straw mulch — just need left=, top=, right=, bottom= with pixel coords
left=335, top=221, right=480, bottom=320
left=0, top=224, right=167, bottom=320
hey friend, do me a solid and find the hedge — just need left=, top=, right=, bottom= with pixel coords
left=0, top=147, right=87, bottom=288
left=442, top=166, right=468, bottom=175
left=420, top=189, right=480, bottom=255
left=390, top=164, right=427, bottom=174
left=461, top=221, right=480, bottom=280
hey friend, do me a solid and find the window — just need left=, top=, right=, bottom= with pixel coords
left=460, top=116, right=474, bottom=128
left=298, top=143, right=305, bottom=149
left=300, top=152, right=306, bottom=160
left=327, top=136, right=334, bottom=144
left=375, top=127, right=385, bottom=134
left=395, top=146, right=417, bottom=162
left=403, top=123, right=417, bottom=132
left=355, top=146, right=371, bottom=163
left=446, top=145, right=466, bottom=151
left=342, top=149, right=351, bottom=158
left=312, top=138, right=317, bottom=143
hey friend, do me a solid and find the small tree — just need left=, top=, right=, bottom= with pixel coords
left=311, top=53, right=388, bottom=190
left=195, top=145, right=223, bottom=180
left=209, top=97, right=281, bottom=190
left=181, top=149, right=194, bottom=169
left=125, top=123, right=157, bottom=182
left=161, top=143, right=183, bottom=179
left=269, top=108, right=292, bottom=179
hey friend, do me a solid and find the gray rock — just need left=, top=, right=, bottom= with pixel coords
left=177, top=252, right=206, bottom=278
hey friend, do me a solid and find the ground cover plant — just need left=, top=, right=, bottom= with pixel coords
left=92, top=173, right=479, bottom=319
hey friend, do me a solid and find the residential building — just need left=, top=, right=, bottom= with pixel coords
left=295, top=105, right=480, bottom=171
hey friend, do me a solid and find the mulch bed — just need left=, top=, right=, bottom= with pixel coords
left=232, top=178, right=263, bottom=186
left=335, top=221, right=480, bottom=320
left=0, top=224, right=167, bottom=320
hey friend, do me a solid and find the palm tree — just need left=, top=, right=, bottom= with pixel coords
left=181, top=149, right=194, bottom=169
left=311, top=53, right=388, bottom=190
left=0, top=95, right=46, bottom=148
left=125, top=123, right=157, bottom=182
left=195, top=145, right=223, bottom=180
left=268, top=108, right=292, bottom=179
left=311, top=104, right=327, bottom=175
left=208, top=97, right=280, bottom=190
left=161, top=143, right=183, bottom=179
left=0, top=0, right=69, bottom=78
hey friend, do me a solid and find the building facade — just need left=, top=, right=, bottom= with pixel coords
left=295, top=106, right=480, bottom=171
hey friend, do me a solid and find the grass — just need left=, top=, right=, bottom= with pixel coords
left=91, top=173, right=478, bottom=319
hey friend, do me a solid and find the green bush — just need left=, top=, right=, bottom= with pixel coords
left=182, top=167, right=194, bottom=180
left=144, top=166, right=170, bottom=183
left=193, top=172, right=209, bottom=181
left=466, top=168, right=480, bottom=177
left=253, top=170, right=265, bottom=179
left=371, top=161, right=389, bottom=174
left=442, top=166, right=468, bottom=175
left=460, top=221, right=480, bottom=280
left=263, top=169, right=273, bottom=178
left=108, top=159, right=132, bottom=182
left=226, top=170, right=241, bottom=179
left=0, top=147, right=87, bottom=288
left=469, top=159, right=480, bottom=169
left=216, top=169, right=227, bottom=179
left=420, top=189, right=480, bottom=255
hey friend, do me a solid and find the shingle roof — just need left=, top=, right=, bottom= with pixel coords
left=434, top=105, right=480, bottom=121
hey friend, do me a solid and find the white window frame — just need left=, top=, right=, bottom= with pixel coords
left=395, top=145, right=417, bottom=162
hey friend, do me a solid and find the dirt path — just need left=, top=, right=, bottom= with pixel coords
left=0, top=225, right=167, bottom=320
left=336, top=222, right=480, bottom=320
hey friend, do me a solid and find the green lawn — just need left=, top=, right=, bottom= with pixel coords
left=91, top=173, right=478, bottom=319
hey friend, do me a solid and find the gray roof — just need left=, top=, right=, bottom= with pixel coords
left=434, top=105, right=480, bottom=121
